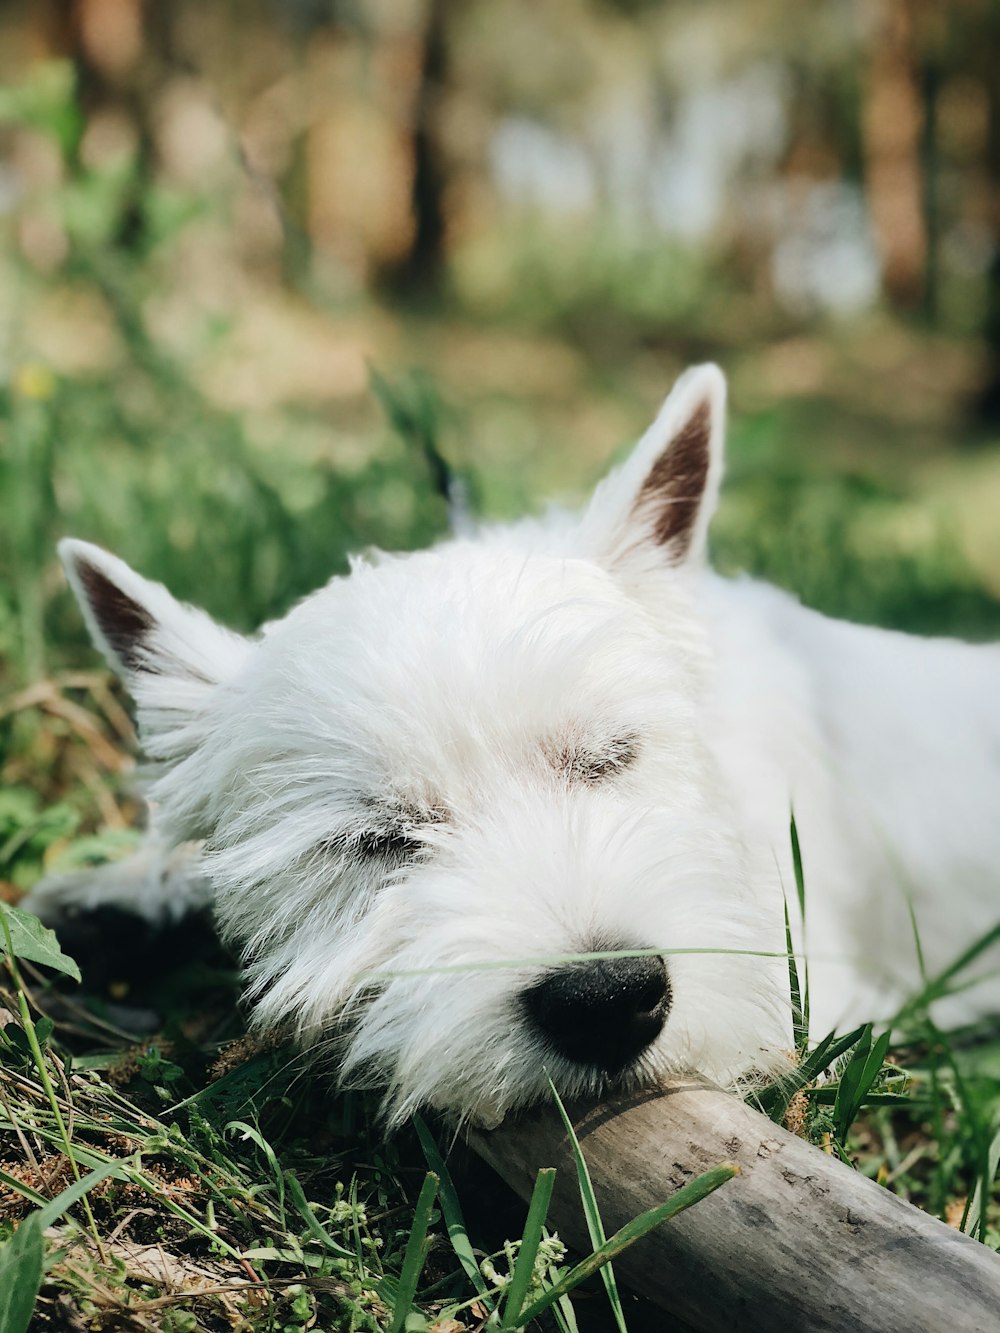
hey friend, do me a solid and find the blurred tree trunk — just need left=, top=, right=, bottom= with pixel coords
left=976, top=60, right=1000, bottom=421
left=383, top=0, right=450, bottom=299
left=40, top=0, right=175, bottom=251
left=919, top=55, right=941, bottom=323
left=861, top=0, right=927, bottom=309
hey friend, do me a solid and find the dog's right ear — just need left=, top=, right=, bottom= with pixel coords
left=579, top=363, right=726, bottom=575
left=59, top=539, right=252, bottom=758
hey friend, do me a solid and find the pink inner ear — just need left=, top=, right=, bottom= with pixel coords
left=632, top=397, right=711, bottom=555
left=76, top=558, right=156, bottom=672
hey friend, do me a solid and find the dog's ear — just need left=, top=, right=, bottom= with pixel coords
left=59, top=539, right=252, bottom=757
left=581, top=363, right=726, bottom=571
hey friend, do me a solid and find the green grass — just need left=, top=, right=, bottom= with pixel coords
left=2, top=57, right=1000, bottom=1329
left=3, top=359, right=999, bottom=1325
left=752, top=826, right=1000, bottom=1247
left=1, top=856, right=997, bottom=1331
left=0, top=902, right=745, bottom=1331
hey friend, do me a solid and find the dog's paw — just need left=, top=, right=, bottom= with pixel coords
left=21, top=867, right=134, bottom=928
left=39, top=903, right=219, bottom=994
left=22, top=837, right=211, bottom=929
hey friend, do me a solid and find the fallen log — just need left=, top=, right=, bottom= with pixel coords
left=469, top=1077, right=1000, bottom=1333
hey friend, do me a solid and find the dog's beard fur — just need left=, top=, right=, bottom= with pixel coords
left=224, top=799, right=789, bottom=1127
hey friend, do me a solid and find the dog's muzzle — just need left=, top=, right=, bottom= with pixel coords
left=522, top=951, right=670, bottom=1074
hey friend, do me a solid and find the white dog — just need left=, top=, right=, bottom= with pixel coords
left=28, top=366, right=1000, bottom=1125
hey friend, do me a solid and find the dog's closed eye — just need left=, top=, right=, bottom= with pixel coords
left=354, top=826, right=421, bottom=860
left=314, top=821, right=423, bottom=865
left=550, top=733, right=639, bottom=783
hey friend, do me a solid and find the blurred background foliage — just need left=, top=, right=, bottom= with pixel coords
left=3, top=0, right=1000, bottom=866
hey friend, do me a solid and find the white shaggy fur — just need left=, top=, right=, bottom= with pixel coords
left=28, top=365, right=1000, bottom=1125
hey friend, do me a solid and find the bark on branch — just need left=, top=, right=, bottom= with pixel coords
left=469, top=1077, right=1000, bottom=1333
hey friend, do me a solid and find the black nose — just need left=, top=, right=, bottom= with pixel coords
left=522, top=952, right=670, bottom=1074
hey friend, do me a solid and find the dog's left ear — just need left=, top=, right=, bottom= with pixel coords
left=57, top=539, right=253, bottom=766
left=580, top=363, right=726, bottom=571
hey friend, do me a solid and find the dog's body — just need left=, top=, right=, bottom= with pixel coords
left=28, top=366, right=1000, bottom=1124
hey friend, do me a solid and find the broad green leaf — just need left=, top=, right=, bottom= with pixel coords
left=1, top=1022, right=33, bottom=1059
left=0, top=1214, right=43, bottom=1333
left=755, top=1021, right=872, bottom=1123
left=0, top=902, right=81, bottom=982
left=833, top=1025, right=873, bottom=1139
left=833, top=1026, right=891, bottom=1140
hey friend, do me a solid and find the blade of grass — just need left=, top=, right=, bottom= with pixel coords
left=0, top=1169, right=46, bottom=1210
left=283, top=1170, right=355, bottom=1259
left=546, top=1262, right=581, bottom=1333
left=547, top=1079, right=628, bottom=1333
left=242, top=1246, right=333, bottom=1269
left=809, top=1089, right=917, bottom=1108
left=832, top=1025, right=873, bottom=1139
left=921, top=1018, right=990, bottom=1231
left=856, top=1030, right=892, bottom=1106
left=225, top=1120, right=286, bottom=1229
left=500, top=1167, right=557, bottom=1330
left=348, top=1176, right=373, bottom=1281
left=755, top=1023, right=870, bottom=1122
left=897, top=904, right=997, bottom=1227
left=40, top=1138, right=249, bottom=1263
left=36, top=1158, right=129, bottom=1231
left=789, top=812, right=809, bottom=1041
left=963, top=1116, right=1000, bottom=1241
left=370, top=945, right=792, bottom=983
left=799, top=1024, right=871, bottom=1084
left=833, top=1027, right=892, bottom=1141
left=388, top=1171, right=439, bottom=1333
left=783, top=897, right=805, bottom=1053
left=414, top=1115, right=491, bottom=1302
left=893, top=920, right=1000, bottom=1029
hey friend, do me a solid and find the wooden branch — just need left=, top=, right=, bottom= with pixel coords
left=468, top=1078, right=1000, bottom=1332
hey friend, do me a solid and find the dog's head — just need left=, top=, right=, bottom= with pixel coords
left=60, top=365, right=789, bottom=1123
